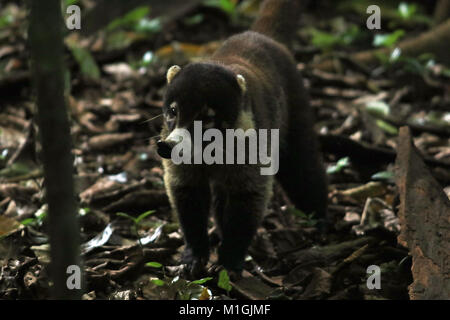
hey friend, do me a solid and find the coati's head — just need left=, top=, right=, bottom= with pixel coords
left=157, top=63, right=247, bottom=159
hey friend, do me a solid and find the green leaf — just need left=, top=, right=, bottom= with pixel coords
left=191, top=277, right=213, bottom=285
left=146, top=261, right=163, bottom=268
left=398, top=2, right=417, bottom=19
left=67, top=43, right=100, bottom=80
left=20, top=218, right=36, bottom=226
left=389, top=47, right=402, bottom=63
left=0, top=149, right=7, bottom=161
left=0, top=162, right=32, bottom=178
left=116, top=212, right=137, bottom=223
left=135, top=18, right=162, bottom=34
left=140, top=51, right=155, bottom=67
left=371, top=171, right=395, bottom=182
left=35, top=210, right=47, bottom=221
left=151, top=279, right=166, bottom=286
left=327, top=157, right=350, bottom=175
left=218, top=269, right=232, bottom=292
left=0, top=9, right=15, bottom=28
left=79, top=208, right=90, bottom=216
left=107, top=6, right=150, bottom=31
left=401, top=57, right=426, bottom=75
left=375, top=119, right=399, bottom=135
left=287, top=207, right=308, bottom=219
left=366, top=101, right=390, bottom=117
left=220, top=0, right=236, bottom=14
left=373, top=30, right=405, bottom=47
left=183, top=14, right=204, bottom=26
left=309, top=29, right=339, bottom=50
left=204, top=0, right=236, bottom=15
left=442, top=68, right=450, bottom=78
left=65, top=0, right=79, bottom=6
left=308, top=24, right=361, bottom=51
left=135, top=210, right=156, bottom=224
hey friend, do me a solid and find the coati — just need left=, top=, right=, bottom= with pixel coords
left=157, top=0, right=328, bottom=277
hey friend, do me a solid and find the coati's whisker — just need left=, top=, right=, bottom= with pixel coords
left=140, top=114, right=163, bottom=124
left=134, top=135, right=161, bottom=142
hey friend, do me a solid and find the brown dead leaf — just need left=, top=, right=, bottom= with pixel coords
left=337, top=181, right=387, bottom=204
left=0, top=215, right=22, bottom=238
left=299, top=268, right=332, bottom=299
left=87, top=133, right=134, bottom=151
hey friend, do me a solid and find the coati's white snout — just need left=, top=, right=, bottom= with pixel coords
left=157, top=127, right=192, bottom=159
left=166, top=128, right=187, bottom=144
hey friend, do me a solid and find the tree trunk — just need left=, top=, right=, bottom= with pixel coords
left=28, top=0, right=82, bottom=299
left=395, top=127, right=450, bottom=300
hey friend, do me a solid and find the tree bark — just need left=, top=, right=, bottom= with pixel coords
left=28, top=0, right=82, bottom=299
left=395, top=127, right=450, bottom=300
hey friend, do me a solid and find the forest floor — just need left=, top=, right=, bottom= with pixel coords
left=0, top=0, right=449, bottom=300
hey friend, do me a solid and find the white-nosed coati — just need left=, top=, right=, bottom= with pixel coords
left=157, top=0, right=328, bottom=277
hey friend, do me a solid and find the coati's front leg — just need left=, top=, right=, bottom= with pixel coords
left=213, top=173, right=272, bottom=272
left=163, top=161, right=211, bottom=277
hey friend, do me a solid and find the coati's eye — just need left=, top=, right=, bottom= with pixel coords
left=167, top=102, right=177, bottom=119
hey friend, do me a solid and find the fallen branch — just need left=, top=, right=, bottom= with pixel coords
left=314, top=19, right=450, bottom=72
left=319, top=134, right=450, bottom=170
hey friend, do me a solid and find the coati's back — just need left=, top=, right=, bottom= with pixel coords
left=211, top=0, right=304, bottom=133
left=209, top=0, right=327, bottom=219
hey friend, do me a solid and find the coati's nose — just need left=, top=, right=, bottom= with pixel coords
left=156, top=140, right=177, bottom=159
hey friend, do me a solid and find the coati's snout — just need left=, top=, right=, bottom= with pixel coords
left=157, top=128, right=185, bottom=159
left=156, top=140, right=175, bottom=159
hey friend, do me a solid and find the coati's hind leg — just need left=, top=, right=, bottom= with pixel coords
left=163, top=163, right=211, bottom=278
left=278, top=76, right=328, bottom=222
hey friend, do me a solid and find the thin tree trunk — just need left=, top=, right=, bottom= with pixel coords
left=28, top=0, right=82, bottom=299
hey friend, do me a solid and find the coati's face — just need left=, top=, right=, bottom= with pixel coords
left=157, top=63, right=247, bottom=159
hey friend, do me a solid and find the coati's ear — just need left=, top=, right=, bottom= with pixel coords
left=167, top=65, right=181, bottom=84
left=236, top=74, right=247, bottom=93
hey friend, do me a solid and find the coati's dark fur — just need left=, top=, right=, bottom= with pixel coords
left=158, top=0, right=328, bottom=276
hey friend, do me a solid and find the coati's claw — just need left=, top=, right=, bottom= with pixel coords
left=181, top=248, right=208, bottom=279
left=182, top=258, right=208, bottom=279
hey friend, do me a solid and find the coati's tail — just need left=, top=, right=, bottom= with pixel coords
left=251, top=0, right=302, bottom=48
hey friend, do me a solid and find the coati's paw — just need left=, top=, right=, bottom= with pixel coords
left=181, top=248, right=208, bottom=279
left=181, top=258, right=208, bottom=279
